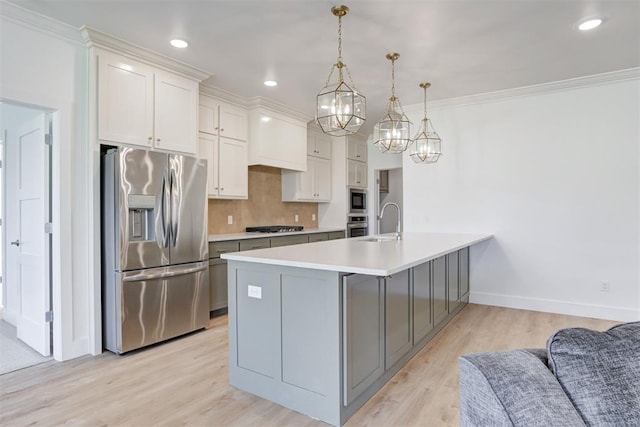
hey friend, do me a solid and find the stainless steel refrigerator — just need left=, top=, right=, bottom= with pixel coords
left=101, top=147, right=209, bottom=354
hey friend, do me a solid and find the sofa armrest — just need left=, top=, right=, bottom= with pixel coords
left=459, top=349, right=585, bottom=427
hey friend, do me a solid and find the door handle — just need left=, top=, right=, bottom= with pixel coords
left=10, top=240, right=20, bottom=247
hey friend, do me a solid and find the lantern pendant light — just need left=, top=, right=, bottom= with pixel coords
left=316, top=5, right=366, bottom=137
left=373, top=53, right=412, bottom=153
left=410, top=82, right=442, bottom=164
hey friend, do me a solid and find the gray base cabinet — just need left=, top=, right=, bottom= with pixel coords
left=459, top=247, right=470, bottom=298
left=384, top=270, right=412, bottom=369
left=413, top=262, right=433, bottom=344
left=227, top=246, right=472, bottom=426
left=209, top=258, right=228, bottom=311
left=432, top=255, right=447, bottom=326
left=343, top=274, right=384, bottom=406
left=447, top=251, right=460, bottom=313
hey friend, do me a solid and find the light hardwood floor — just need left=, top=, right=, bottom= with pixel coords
left=0, top=304, right=617, bottom=426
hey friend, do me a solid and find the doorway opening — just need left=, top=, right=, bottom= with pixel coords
left=374, top=168, right=403, bottom=235
left=0, top=102, right=53, bottom=374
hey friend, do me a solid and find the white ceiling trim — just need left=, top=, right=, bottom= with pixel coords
left=0, top=0, right=84, bottom=46
left=405, top=68, right=640, bottom=113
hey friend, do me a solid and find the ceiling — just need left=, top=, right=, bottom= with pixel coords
left=8, top=0, right=640, bottom=133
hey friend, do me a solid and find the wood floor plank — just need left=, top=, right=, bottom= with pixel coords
left=0, top=305, right=617, bottom=426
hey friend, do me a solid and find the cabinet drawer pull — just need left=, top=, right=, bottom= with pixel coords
left=148, top=136, right=153, bottom=141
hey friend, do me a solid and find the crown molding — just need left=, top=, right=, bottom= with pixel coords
left=405, top=68, right=640, bottom=113
left=1, top=0, right=84, bottom=46
left=200, top=83, right=313, bottom=123
left=81, top=26, right=211, bottom=82
left=199, top=83, right=248, bottom=109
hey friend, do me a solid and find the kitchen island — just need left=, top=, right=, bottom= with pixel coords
left=222, top=232, right=492, bottom=426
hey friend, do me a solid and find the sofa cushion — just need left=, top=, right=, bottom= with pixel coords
left=547, top=322, right=640, bottom=426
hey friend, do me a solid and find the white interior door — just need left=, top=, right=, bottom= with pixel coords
left=13, top=113, right=51, bottom=356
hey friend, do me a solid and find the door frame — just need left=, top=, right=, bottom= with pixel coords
left=1, top=94, right=73, bottom=361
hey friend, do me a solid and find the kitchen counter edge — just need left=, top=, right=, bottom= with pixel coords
left=222, top=232, right=493, bottom=276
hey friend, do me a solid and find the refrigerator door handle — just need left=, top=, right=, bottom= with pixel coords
left=122, top=263, right=208, bottom=282
left=160, top=171, right=171, bottom=248
left=170, top=168, right=178, bottom=247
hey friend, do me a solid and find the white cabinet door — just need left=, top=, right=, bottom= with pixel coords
left=218, top=137, right=248, bottom=198
left=198, top=134, right=218, bottom=197
left=98, top=51, right=154, bottom=147
left=347, top=159, right=367, bottom=188
left=199, top=95, right=219, bottom=135
left=298, top=157, right=315, bottom=200
left=219, top=103, right=248, bottom=141
left=315, top=157, right=332, bottom=201
left=347, top=138, right=367, bottom=162
left=154, top=70, right=198, bottom=154
left=308, top=131, right=332, bottom=159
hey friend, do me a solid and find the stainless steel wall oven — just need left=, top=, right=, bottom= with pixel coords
left=347, top=215, right=368, bottom=238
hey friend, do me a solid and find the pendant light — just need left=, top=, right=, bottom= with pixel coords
left=316, top=5, right=366, bottom=137
left=410, top=82, right=442, bottom=164
left=373, top=53, right=412, bottom=153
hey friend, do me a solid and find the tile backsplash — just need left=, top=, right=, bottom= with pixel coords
left=208, top=165, right=318, bottom=234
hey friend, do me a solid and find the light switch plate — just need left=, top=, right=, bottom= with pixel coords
left=227, top=215, right=233, bottom=225
left=248, top=285, right=262, bottom=299
left=295, top=214, right=299, bottom=222
left=312, top=214, right=316, bottom=221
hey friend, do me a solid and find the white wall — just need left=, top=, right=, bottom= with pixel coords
left=403, top=76, right=640, bottom=322
left=1, top=4, right=92, bottom=359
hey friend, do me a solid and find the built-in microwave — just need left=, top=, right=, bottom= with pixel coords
left=349, top=188, right=367, bottom=214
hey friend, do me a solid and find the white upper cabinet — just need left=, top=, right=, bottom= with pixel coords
left=282, top=127, right=332, bottom=202
left=248, top=107, right=307, bottom=171
left=347, top=159, right=367, bottom=188
left=282, top=156, right=331, bottom=202
left=199, top=95, right=247, bottom=142
left=198, top=94, right=249, bottom=199
left=307, top=130, right=332, bottom=160
left=97, top=50, right=198, bottom=154
left=347, top=137, right=368, bottom=163
left=198, top=133, right=248, bottom=199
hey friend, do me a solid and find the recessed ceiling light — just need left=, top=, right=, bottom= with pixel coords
left=170, top=39, right=188, bottom=48
left=264, top=80, right=278, bottom=87
left=578, top=18, right=602, bottom=31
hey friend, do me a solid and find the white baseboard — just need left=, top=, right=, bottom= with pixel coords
left=470, top=292, right=640, bottom=323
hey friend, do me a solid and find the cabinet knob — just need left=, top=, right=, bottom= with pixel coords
left=148, top=136, right=153, bottom=141
left=221, top=187, right=224, bottom=191
left=214, top=187, right=218, bottom=190
left=156, top=138, right=161, bottom=142
left=214, top=127, right=219, bottom=130
left=220, top=128, right=224, bottom=132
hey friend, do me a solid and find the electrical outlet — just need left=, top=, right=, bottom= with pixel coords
left=312, top=213, right=316, bottom=221
left=227, top=215, right=233, bottom=225
left=295, top=214, right=299, bottom=222
left=600, top=281, right=610, bottom=292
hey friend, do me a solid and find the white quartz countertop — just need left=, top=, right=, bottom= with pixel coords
left=208, top=228, right=345, bottom=242
left=221, top=232, right=492, bottom=276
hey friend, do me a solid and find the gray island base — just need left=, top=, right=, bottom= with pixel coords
left=223, top=233, right=492, bottom=426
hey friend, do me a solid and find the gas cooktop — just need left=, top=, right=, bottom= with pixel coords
left=246, top=225, right=304, bottom=233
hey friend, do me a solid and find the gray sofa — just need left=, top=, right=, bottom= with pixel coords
left=459, top=321, right=640, bottom=426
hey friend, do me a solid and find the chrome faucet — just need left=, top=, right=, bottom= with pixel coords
left=379, top=202, right=402, bottom=240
